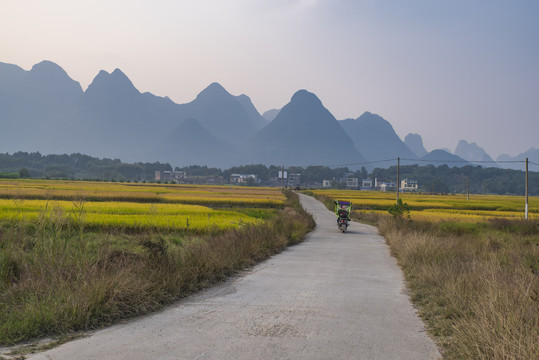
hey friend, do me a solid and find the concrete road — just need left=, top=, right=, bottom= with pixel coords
left=29, top=194, right=440, bottom=360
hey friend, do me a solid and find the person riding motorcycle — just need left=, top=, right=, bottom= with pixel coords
left=334, top=200, right=351, bottom=226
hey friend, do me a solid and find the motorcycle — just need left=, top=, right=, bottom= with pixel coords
left=337, top=211, right=349, bottom=232
left=334, top=200, right=352, bottom=233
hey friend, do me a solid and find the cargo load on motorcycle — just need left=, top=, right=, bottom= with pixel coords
left=334, top=200, right=351, bottom=233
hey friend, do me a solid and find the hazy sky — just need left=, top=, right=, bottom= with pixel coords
left=2, top=0, right=538, bottom=158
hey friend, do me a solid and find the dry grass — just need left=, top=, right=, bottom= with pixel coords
left=379, top=217, right=539, bottom=360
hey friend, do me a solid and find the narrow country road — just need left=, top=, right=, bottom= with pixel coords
left=29, top=194, right=440, bottom=360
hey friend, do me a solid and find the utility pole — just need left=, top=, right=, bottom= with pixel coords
left=466, top=176, right=469, bottom=201
left=524, top=158, right=528, bottom=220
left=396, top=157, right=400, bottom=204
left=281, top=165, right=284, bottom=192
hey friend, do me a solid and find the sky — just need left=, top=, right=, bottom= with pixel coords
left=2, top=0, right=538, bottom=158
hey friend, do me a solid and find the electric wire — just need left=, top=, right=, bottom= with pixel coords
left=327, top=157, right=533, bottom=168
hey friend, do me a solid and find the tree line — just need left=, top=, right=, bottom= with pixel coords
left=0, top=152, right=536, bottom=196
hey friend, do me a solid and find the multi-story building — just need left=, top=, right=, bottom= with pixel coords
left=361, top=178, right=373, bottom=190
left=344, top=177, right=359, bottom=189
left=288, top=173, right=301, bottom=188
left=155, top=170, right=186, bottom=182
left=400, top=178, right=418, bottom=192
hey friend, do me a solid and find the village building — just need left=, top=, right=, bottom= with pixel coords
left=288, top=173, right=301, bottom=188
left=339, top=173, right=359, bottom=189
left=361, top=178, right=373, bottom=190
left=230, top=174, right=258, bottom=184
left=400, top=178, right=419, bottom=192
left=344, top=177, right=359, bottom=189
left=374, top=178, right=396, bottom=191
left=155, top=170, right=186, bottom=182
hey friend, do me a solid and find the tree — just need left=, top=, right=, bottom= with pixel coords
left=18, top=168, right=29, bottom=178
left=245, top=176, right=257, bottom=186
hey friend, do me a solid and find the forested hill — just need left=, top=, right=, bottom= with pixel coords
left=0, top=152, right=536, bottom=196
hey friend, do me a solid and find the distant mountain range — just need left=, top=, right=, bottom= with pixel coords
left=246, top=90, right=366, bottom=167
left=262, top=108, right=280, bottom=122
left=404, top=133, right=428, bottom=158
left=1, top=60, right=535, bottom=170
left=496, top=148, right=539, bottom=170
left=340, top=112, right=417, bottom=162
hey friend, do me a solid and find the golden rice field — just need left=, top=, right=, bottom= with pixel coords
left=0, top=179, right=285, bottom=232
left=0, top=179, right=285, bottom=207
left=311, top=189, right=539, bottom=221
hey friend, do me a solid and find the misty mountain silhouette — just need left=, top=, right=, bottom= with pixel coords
left=340, top=112, right=417, bottom=162
left=246, top=90, right=367, bottom=167
left=262, top=108, right=280, bottom=122
left=235, top=94, right=268, bottom=130
left=454, top=140, right=495, bottom=165
left=25, top=61, right=83, bottom=96
left=497, top=148, right=538, bottom=170
left=421, top=149, right=468, bottom=167
left=154, top=118, right=240, bottom=168
left=79, top=68, right=158, bottom=159
left=179, top=82, right=257, bottom=144
left=0, top=60, right=515, bottom=170
left=0, top=60, right=83, bottom=155
left=404, top=133, right=428, bottom=158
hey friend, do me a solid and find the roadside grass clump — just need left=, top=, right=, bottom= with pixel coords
left=379, top=217, right=539, bottom=359
left=0, top=191, right=314, bottom=345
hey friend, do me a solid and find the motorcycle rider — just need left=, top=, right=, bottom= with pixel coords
left=334, top=200, right=351, bottom=226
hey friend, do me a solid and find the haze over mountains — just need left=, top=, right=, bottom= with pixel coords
left=404, top=133, right=428, bottom=158
left=455, top=140, right=496, bottom=164
left=0, top=60, right=534, bottom=170
left=246, top=90, right=366, bottom=167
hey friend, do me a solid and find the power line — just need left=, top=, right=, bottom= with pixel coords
left=327, top=156, right=536, bottom=169
left=400, top=158, right=527, bottom=164
left=330, top=158, right=398, bottom=168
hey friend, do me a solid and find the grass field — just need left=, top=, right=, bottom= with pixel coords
left=312, top=189, right=538, bottom=359
left=0, top=180, right=313, bottom=347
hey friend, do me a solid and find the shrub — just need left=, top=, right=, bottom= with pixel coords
left=388, top=198, right=411, bottom=220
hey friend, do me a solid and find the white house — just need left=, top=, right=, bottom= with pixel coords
left=361, top=178, right=373, bottom=190
left=378, top=182, right=396, bottom=192
left=400, top=178, right=418, bottom=192
left=230, top=174, right=258, bottom=184
left=345, top=177, right=359, bottom=189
